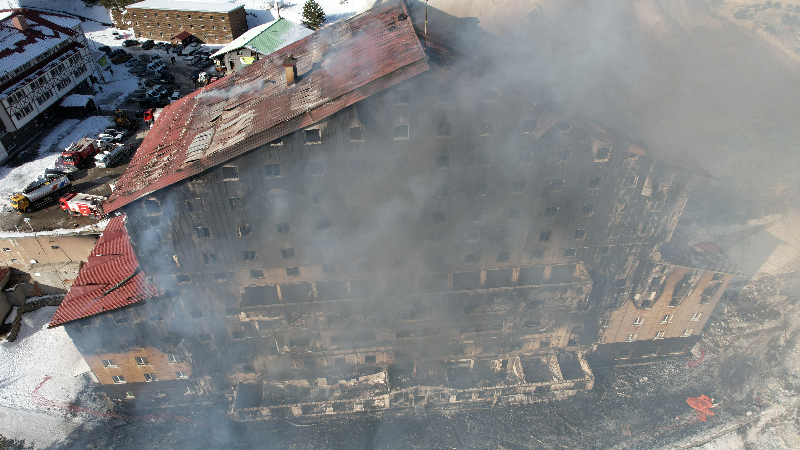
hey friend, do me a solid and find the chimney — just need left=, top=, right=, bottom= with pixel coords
left=282, top=55, right=297, bottom=86
left=11, top=15, right=28, bottom=32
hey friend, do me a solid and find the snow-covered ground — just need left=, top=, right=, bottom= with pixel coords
left=0, top=116, right=112, bottom=205
left=0, top=305, right=88, bottom=447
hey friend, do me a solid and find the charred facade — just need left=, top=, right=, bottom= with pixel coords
left=55, top=1, right=739, bottom=417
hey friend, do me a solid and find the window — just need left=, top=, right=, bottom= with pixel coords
left=222, top=166, right=238, bottom=179
left=238, top=224, right=250, bottom=236
left=144, top=373, right=157, bottom=382
left=228, top=197, right=245, bottom=210
left=304, top=129, right=321, bottom=144
left=35, top=89, right=53, bottom=105
left=265, top=164, right=281, bottom=177
left=483, top=89, right=499, bottom=102
left=281, top=248, right=295, bottom=259
left=588, top=177, right=602, bottom=189
left=633, top=318, right=644, bottom=326
left=475, top=182, right=488, bottom=197
left=557, top=149, right=570, bottom=161
left=276, top=222, right=290, bottom=233
left=437, top=122, right=451, bottom=137
left=712, top=273, right=724, bottom=282
left=601, top=320, right=612, bottom=328
left=203, top=253, right=217, bottom=264
left=349, top=126, right=364, bottom=141
left=176, top=274, right=191, bottom=284
left=433, top=213, right=446, bottom=223
left=150, top=314, right=163, bottom=321
left=243, top=251, right=256, bottom=261
left=550, top=179, right=565, bottom=191
left=581, top=204, right=593, bottom=216
left=437, top=155, right=450, bottom=168
left=690, top=312, right=702, bottom=321
left=250, top=270, right=264, bottom=279
left=480, top=121, right=495, bottom=136
left=574, top=229, right=586, bottom=240
left=435, top=185, right=448, bottom=198
left=213, top=272, right=227, bottom=282
left=135, top=357, right=150, bottom=365
left=464, top=253, right=476, bottom=263
left=626, top=334, right=637, bottom=342
left=661, top=315, right=673, bottom=324
left=545, top=206, right=559, bottom=217
left=190, top=310, right=203, bottom=318
left=195, top=227, right=211, bottom=238
left=323, top=263, right=335, bottom=273
left=465, top=231, right=479, bottom=242
left=498, top=251, right=510, bottom=262
left=51, top=245, right=60, bottom=250
left=308, top=161, right=325, bottom=175
left=112, top=375, right=126, bottom=384
left=563, top=248, right=576, bottom=257
left=512, top=182, right=526, bottom=193
left=316, top=220, right=330, bottom=231
left=393, top=89, right=409, bottom=104
left=595, top=147, right=611, bottom=161
left=14, top=103, right=33, bottom=120
left=175, top=371, right=188, bottom=379
left=102, top=359, right=117, bottom=368
left=471, top=210, right=484, bottom=222
left=286, top=267, right=300, bottom=277
left=654, top=331, right=665, bottom=340
left=682, top=329, right=693, bottom=336
left=539, top=231, right=552, bottom=242
left=393, top=125, right=409, bottom=139
left=531, top=251, right=544, bottom=259
left=506, top=209, right=520, bottom=219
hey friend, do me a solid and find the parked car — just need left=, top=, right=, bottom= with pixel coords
left=111, top=30, right=122, bottom=40
left=150, top=54, right=162, bottom=61
left=173, top=45, right=184, bottom=54
left=141, top=39, right=155, bottom=50
left=193, top=57, right=213, bottom=68
left=108, top=49, right=126, bottom=57
left=111, top=53, right=133, bottom=64
left=103, top=127, right=129, bottom=139
left=142, top=77, right=174, bottom=88
left=98, top=45, right=111, bottom=54
left=170, top=90, right=181, bottom=102
left=123, top=39, right=140, bottom=47
left=124, top=58, right=141, bottom=67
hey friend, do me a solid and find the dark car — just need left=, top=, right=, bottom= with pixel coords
left=98, top=45, right=112, bottom=54
left=108, top=49, right=126, bottom=57
left=123, top=39, right=140, bottom=47
left=141, top=40, right=155, bottom=50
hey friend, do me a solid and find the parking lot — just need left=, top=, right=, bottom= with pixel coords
left=0, top=41, right=218, bottom=234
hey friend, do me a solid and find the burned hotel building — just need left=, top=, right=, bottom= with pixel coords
left=49, top=1, right=740, bottom=418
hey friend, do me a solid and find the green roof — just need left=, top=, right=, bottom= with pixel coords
left=212, top=19, right=312, bottom=58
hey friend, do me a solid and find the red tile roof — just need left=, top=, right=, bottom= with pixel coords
left=48, top=215, right=158, bottom=328
left=171, top=30, right=192, bottom=41
left=101, top=0, right=428, bottom=213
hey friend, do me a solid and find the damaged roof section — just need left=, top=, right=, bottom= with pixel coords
left=48, top=215, right=158, bottom=328
left=102, top=0, right=429, bottom=213
left=658, top=228, right=744, bottom=276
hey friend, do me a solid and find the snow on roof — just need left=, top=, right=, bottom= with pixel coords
left=0, top=9, right=81, bottom=80
left=211, top=18, right=312, bottom=58
left=48, top=215, right=158, bottom=328
left=127, top=0, right=244, bottom=13
left=102, top=1, right=429, bottom=213
left=59, top=94, right=94, bottom=107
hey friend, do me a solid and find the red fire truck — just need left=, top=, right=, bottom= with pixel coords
left=61, top=138, right=99, bottom=170
left=59, top=193, right=106, bottom=218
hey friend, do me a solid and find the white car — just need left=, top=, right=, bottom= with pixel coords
left=97, top=132, right=125, bottom=143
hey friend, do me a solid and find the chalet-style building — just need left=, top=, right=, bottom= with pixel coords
left=50, top=0, right=739, bottom=417
left=211, top=19, right=312, bottom=72
left=0, top=9, right=99, bottom=162
left=126, top=0, right=248, bottom=44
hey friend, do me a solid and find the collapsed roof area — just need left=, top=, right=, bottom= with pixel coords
left=102, top=0, right=429, bottom=213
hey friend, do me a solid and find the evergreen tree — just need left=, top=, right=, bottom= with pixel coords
left=301, top=0, right=326, bottom=30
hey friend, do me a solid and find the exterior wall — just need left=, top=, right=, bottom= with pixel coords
left=127, top=7, right=247, bottom=44
left=595, top=266, right=734, bottom=360
left=105, top=70, right=695, bottom=401
left=219, top=47, right=263, bottom=72
left=83, top=345, right=192, bottom=385
left=0, top=25, right=97, bottom=132
left=0, top=235, right=99, bottom=268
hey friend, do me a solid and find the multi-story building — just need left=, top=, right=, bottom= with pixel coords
left=0, top=9, right=99, bottom=162
left=49, top=1, right=738, bottom=416
left=125, top=0, right=248, bottom=44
